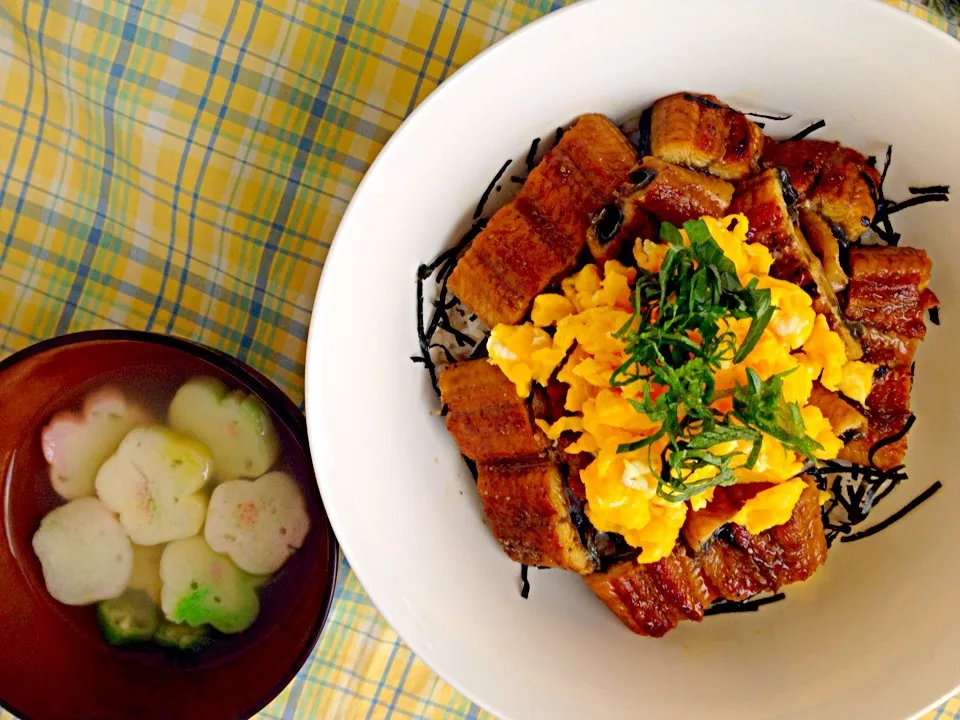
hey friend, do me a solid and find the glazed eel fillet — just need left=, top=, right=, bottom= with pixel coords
left=448, top=114, right=637, bottom=327
left=838, top=246, right=938, bottom=468
left=439, top=361, right=599, bottom=574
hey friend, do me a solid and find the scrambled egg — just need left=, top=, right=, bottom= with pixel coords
left=487, top=214, right=875, bottom=564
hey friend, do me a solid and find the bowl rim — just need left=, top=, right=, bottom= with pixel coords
left=0, top=329, right=340, bottom=720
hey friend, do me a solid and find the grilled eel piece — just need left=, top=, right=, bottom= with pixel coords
left=649, top=92, right=764, bottom=180
left=585, top=195, right=659, bottom=265
left=763, top=139, right=881, bottom=291
left=477, top=462, right=597, bottom=574
left=621, top=157, right=733, bottom=227
left=838, top=246, right=938, bottom=469
left=439, top=360, right=550, bottom=465
left=586, top=544, right=709, bottom=637
left=448, top=114, right=637, bottom=327
left=762, top=139, right=880, bottom=241
left=439, top=360, right=599, bottom=574
left=583, top=157, right=733, bottom=263
left=729, top=168, right=863, bottom=360
left=587, top=481, right=826, bottom=636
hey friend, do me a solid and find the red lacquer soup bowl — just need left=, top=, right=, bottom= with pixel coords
left=0, top=331, right=338, bottom=720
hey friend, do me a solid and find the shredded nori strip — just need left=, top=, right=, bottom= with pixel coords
left=462, top=455, right=478, bottom=481
left=868, top=413, right=916, bottom=466
left=620, top=107, right=654, bottom=156
left=682, top=93, right=726, bottom=111
left=908, top=185, right=950, bottom=195
left=473, top=160, right=511, bottom=220
left=705, top=593, right=786, bottom=616
left=812, top=460, right=910, bottom=546
left=785, top=119, right=826, bottom=142
left=468, top=335, right=489, bottom=360
left=520, top=565, right=530, bottom=599
left=563, top=485, right=601, bottom=570
left=745, top=110, right=793, bottom=121
left=880, top=193, right=950, bottom=217
left=867, top=146, right=902, bottom=245
left=413, top=216, right=490, bottom=394
left=553, top=126, right=565, bottom=148
left=840, top=481, right=943, bottom=543
left=525, top=137, right=541, bottom=170
left=929, top=306, right=941, bottom=326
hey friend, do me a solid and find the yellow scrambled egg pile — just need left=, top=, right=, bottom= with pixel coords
left=487, top=215, right=875, bottom=563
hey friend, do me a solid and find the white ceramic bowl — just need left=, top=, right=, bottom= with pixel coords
left=306, top=1, right=960, bottom=717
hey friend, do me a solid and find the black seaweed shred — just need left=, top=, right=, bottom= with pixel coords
left=413, top=211, right=489, bottom=395
left=620, top=106, right=653, bottom=156
left=520, top=565, right=530, bottom=599
left=862, top=146, right=953, bottom=247
left=909, top=185, right=951, bottom=195
left=509, top=138, right=542, bottom=186
left=468, top=335, right=489, bottom=360
left=840, top=481, right=943, bottom=543
left=929, top=306, right=941, bottom=326
left=564, top=485, right=599, bottom=566
left=704, top=593, right=786, bottom=616
left=682, top=93, right=726, bottom=111
left=868, top=413, right=915, bottom=467
left=525, top=137, right=541, bottom=170
left=880, top=194, right=950, bottom=216
left=809, top=460, right=910, bottom=546
left=745, top=110, right=793, bottom=121
left=785, top=119, right=826, bottom=142
left=473, top=160, right=511, bottom=220
left=671, top=93, right=795, bottom=124
left=553, top=126, right=565, bottom=148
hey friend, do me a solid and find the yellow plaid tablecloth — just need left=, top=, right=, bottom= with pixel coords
left=0, top=0, right=957, bottom=718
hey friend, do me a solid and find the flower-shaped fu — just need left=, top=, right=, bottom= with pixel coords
left=168, top=377, right=279, bottom=483
left=205, top=472, right=310, bottom=575
left=31, top=497, right=133, bottom=605
left=160, top=536, right=261, bottom=634
left=41, top=387, right=151, bottom=500
left=95, top=427, right=211, bottom=546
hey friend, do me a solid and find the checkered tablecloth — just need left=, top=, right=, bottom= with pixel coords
left=0, top=0, right=957, bottom=718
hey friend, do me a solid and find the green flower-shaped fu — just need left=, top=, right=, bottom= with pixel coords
left=41, top=387, right=151, bottom=500
left=168, top=377, right=279, bottom=483
left=205, top=471, right=310, bottom=575
left=160, top=536, right=261, bottom=634
left=95, top=427, right=212, bottom=546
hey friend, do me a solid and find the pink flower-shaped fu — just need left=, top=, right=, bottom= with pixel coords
left=204, top=472, right=310, bottom=575
left=41, top=387, right=151, bottom=500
